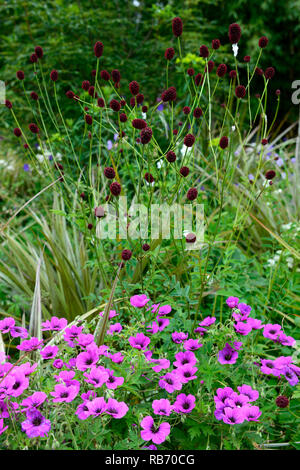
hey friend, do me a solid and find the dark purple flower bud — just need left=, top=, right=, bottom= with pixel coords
left=132, top=118, right=147, bottom=129
left=217, top=64, right=227, bottom=78
left=180, top=166, right=190, bottom=177
left=16, top=70, right=25, bottom=80
left=50, top=70, right=58, bottom=81
left=184, top=134, right=195, bottom=147
left=187, top=187, right=198, bottom=201
left=161, top=86, right=176, bottom=102
left=110, top=99, right=121, bottom=112
left=235, top=85, right=246, bottom=98
left=140, top=127, right=152, bottom=144
left=110, top=182, right=122, bottom=196
left=104, top=167, right=115, bottom=179
left=29, top=123, right=39, bottom=134
left=228, top=23, right=241, bottom=44
left=94, top=41, right=104, bottom=58
left=199, top=45, right=209, bottom=58
left=258, top=36, right=268, bottom=48
left=14, top=127, right=22, bottom=137
left=172, top=17, right=183, bottom=37
left=82, top=80, right=90, bottom=91
left=219, top=136, right=229, bottom=149
left=165, top=47, right=175, bottom=60
left=129, top=81, right=140, bottom=96
left=166, top=151, right=176, bottom=162
left=100, top=70, right=110, bottom=81
left=212, top=39, right=221, bottom=50
left=35, top=46, right=43, bottom=58
left=121, top=249, right=132, bottom=261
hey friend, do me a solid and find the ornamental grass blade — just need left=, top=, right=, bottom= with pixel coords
left=29, top=253, right=43, bottom=341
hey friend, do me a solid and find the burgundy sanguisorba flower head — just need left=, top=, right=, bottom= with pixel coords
left=217, top=64, right=227, bottom=78
left=212, top=39, right=221, bottom=49
left=121, top=249, right=132, bottom=261
left=100, top=70, right=110, bottom=81
left=265, top=169, right=276, bottom=180
left=50, top=70, right=58, bottom=81
left=104, top=167, right=115, bottom=179
left=187, top=68, right=195, bottom=76
left=199, top=45, right=209, bottom=58
left=161, top=86, right=177, bottom=102
left=16, top=70, right=25, bottom=80
left=193, top=107, right=202, bottom=118
left=29, top=123, right=39, bottom=134
left=180, top=166, right=189, bottom=177
left=140, top=127, right=152, bottom=144
left=132, top=118, right=147, bottom=129
left=85, top=114, right=93, bottom=125
left=110, top=182, right=121, bottom=196
left=144, top=172, right=154, bottom=183
left=66, top=90, right=75, bottom=99
left=194, top=73, right=203, bottom=86
left=219, top=136, right=229, bottom=149
left=276, top=396, right=289, bottom=408
left=228, top=23, right=241, bottom=44
left=30, top=53, right=38, bottom=63
left=111, top=69, right=121, bottom=83
left=129, top=81, right=139, bottom=96
left=14, top=128, right=22, bottom=137
left=120, top=113, right=127, bottom=122
left=110, top=99, right=121, bottom=112
left=265, top=67, right=275, bottom=79
left=142, top=243, right=150, bottom=251
left=165, top=47, right=175, bottom=60
left=235, top=85, right=246, bottom=98
left=166, top=151, right=176, bottom=163
left=172, top=17, right=183, bottom=37
left=184, top=134, right=195, bottom=148
left=30, top=91, right=39, bottom=100
left=35, top=46, right=43, bottom=58
left=94, top=41, right=104, bottom=58
left=97, top=98, right=105, bottom=108
left=82, top=80, right=90, bottom=91
left=187, top=187, right=198, bottom=201
left=259, top=36, right=268, bottom=48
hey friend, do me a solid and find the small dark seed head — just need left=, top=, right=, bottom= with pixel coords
left=166, top=151, right=176, bottom=163
left=121, top=249, right=132, bottom=261
left=265, top=169, right=276, bottom=180
left=258, top=36, right=268, bottom=48
left=165, top=47, right=175, bottom=60
left=16, top=70, right=25, bottom=80
left=50, top=70, right=58, bottom=81
left=187, top=187, right=198, bottom=201
left=104, top=167, right=115, bottom=179
left=94, top=41, right=104, bottom=58
left=275, top=396, right=289, bottom=408
left=172, top=17, right=183, bottom=37
left=180, top=166, right=190, bottom=177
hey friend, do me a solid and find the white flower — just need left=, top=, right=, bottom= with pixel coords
left=36, top=153, right=44, bottom=162
left=132, top=0, right=140, bottom=6
left=156, top=159, right=164, bottom=169
left=232, top=44, right=238, bottom=57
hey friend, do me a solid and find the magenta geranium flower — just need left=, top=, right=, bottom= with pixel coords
left=8, top=370, right=29, bottom=397
left=199, top=316, right=216, bottom=327
left=222, top=407, right=245, bottom=425
left=158, top=305, right=172, bottom=315
left=75, top=333, right=95, bottom=348
left=51, top=384, right=79, bottom=403
left=0, top=317, right=15, bottom=334
left=146, top=321, right=159, bottom=335
left=10, top=326, right=28, bottom=339
left=214, top=387, right=234, bottom=408
left=175, top=364, right=198, bottom=383
left=158, top=372, right=182, bottom=393
left=226, top=296, right=239, bottom=308
left=21, top=410, right=51, bottom=438
left=278, top=332, right=296, bottom=347
left=156, top=317, right=170, bottom=331
left=20, top=391, right=47, bottom=412
left=242, top=405, right=261, bottom=422
left=130, top=294, right=150, bottom=308
left=237, top=303, right=251, bottom=316
left=173, top=393, right=196, bottom=413
left=40, top=345, right=59, bottom=360
left=234, top=321, right=252, bottom=336
left=237, top=385, right=259, bottom=402
left=75, top=402, right=91, bottom=420
left=152, top=398, right=172, bottom=416
left=87, top=397, right=106, bottom=416
left=247, top=318, right=264, bottom=330
left=183, top=339, right=202, bottom=351
left=63, top=325, right=83, bottom=347
left=106, top=398, right=128, bottom=419
left=140, top=416, right=170, bottom=444
left=150, top=357, right=170, bottom=373
left=218, top=344, right=238, bottom=365
left=263, top=323, right=282, bottom=341
left=42, top=316, right=68, bottom=331
left=105, top=369, right=124, bottom=389
left=109, top=352, right=124, bottom=364
left=173, top=351, right=197, bottom=368
left=0, top=418, right=8, bottom=435
left=260, top=359, right=281, bottom=377
left=128, top=333, right=150, bottom=350
left=107, top=323, right=123, bottom=335
left=17, top=337, right=43, bottom=352
left=282, top=366, right=298, bottom=386
left=76, top=345, right=99, bottom=371
left=172, top=332, right=188, bottom=344
left=99, top=309, right=118, bottom=319
left=224, top=392, right=249, bottom=408
left=84, top=366, right=109, bottom=388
